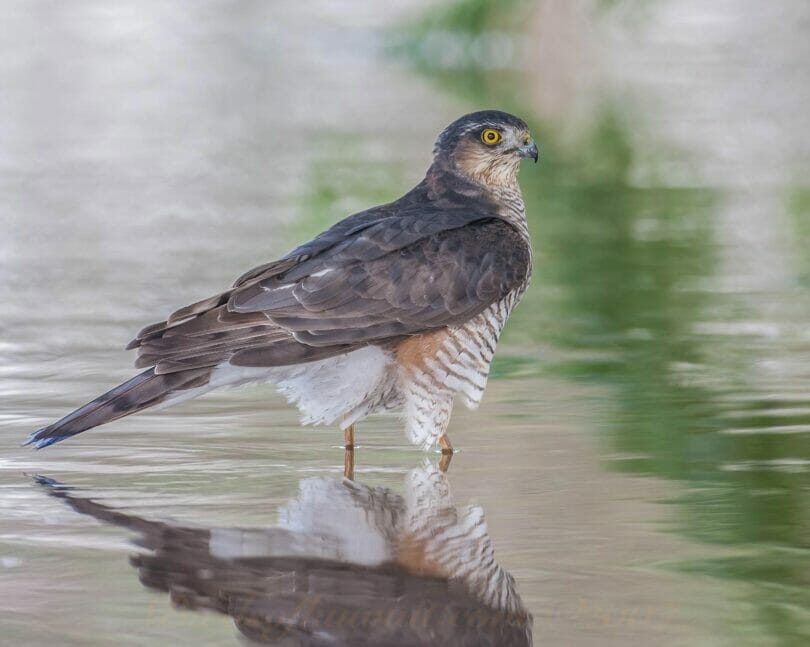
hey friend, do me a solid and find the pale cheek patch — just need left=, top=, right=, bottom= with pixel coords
left=454, top=142, right=521, bottom=188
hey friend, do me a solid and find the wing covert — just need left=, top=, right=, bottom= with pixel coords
left=228, top=218, right=531, bottom=348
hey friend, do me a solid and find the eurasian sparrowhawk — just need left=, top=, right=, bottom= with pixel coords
left=25, top=110, right=538, bottom=453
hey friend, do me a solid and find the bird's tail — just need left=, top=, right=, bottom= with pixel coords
left=23, top=367, right=211, bottom=449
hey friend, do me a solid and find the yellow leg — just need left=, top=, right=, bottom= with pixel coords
left=438, top=451, right=453, bottom=474
left=343, top=446, right=354, bottom=481
left=438, top=434, right=453, bottom=455
left=343, top=424, right=355, bottom=480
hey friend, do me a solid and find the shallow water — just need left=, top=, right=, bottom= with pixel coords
left=2, top=1, right=810, bottom=645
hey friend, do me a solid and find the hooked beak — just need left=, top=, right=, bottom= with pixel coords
left=518, top=140, right=539, bottom=163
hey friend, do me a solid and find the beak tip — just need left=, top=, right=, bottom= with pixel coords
left=519, top=141, right=539, bottom=163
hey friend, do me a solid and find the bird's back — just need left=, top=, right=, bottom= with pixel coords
left=25, top=109, right=536, bottom=451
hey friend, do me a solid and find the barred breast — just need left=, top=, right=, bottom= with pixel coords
left=396, top=284, right=528, bottom=448
left=394, top=185, right=531, bottom=447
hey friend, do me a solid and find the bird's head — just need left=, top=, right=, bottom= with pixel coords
left=431, top=110, right=538, bottom=188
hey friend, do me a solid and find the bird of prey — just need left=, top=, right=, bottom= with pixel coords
left=24, top=110, right=537, bottom=452
left=33, top=462, right=532, bottom=646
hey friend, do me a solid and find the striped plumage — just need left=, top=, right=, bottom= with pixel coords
left=24, top=110, right=537, bottom=451
left=398, top=282, right=529, bottom=447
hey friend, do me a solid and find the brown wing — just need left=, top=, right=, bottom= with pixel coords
left=129, top=220, right=529, bottom=374
left=229, top=218, right=530, bottom=349
left=128, top=183, right=530, bottom=374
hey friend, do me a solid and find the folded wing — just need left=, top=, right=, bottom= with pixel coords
left=129, top=201, right=530, bottom=375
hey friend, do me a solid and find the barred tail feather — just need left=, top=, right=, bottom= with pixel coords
left=23, top=368, right=211, bottom=449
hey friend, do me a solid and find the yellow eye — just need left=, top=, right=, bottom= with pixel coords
left=481, top=129, right=502, bottom=145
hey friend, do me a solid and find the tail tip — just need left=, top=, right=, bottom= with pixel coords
left=21, top=430, right=40, bottom=447
left=30, top=474, right=60, bottom=488
left=29, top=474, right=73, bottom=496
left=22, top=429, right=64, bottom=450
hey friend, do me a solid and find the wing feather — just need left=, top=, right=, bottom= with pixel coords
left=126, top=180, right=530, bottom=372
left=228, top=219, right=530, bottom=348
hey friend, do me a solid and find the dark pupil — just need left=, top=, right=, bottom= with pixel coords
left=487, top=132, right=495, bottom=140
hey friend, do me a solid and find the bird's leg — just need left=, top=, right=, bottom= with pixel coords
left=438, top=451, right=453, bottom=473
left=344, top=446, right=354, bottom=481
left=342, top=423, right=355, bottom=480
left=438, top=434, right=453, bottom=455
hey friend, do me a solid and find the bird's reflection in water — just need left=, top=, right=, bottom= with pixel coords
left=34, top=458, right=532, bottom=646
